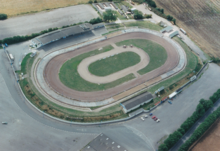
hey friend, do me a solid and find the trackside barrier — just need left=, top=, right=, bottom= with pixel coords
left=196, top=63, right=208, bottom=77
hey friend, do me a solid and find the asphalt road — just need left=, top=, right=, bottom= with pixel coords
left=0, top=5, right=99, bottom=40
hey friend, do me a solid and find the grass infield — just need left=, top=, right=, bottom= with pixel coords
left=59, top=45, right=136, bottom=92
left=116, top=39, right=167, bottom=75
left=89, top=52, right=140, bottom=76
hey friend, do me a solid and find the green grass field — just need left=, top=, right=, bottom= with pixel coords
left=124, top=21, right=163, bottom=31
left=89, top=52, right=140, bottom=76
left=59, top=45, right=136, bottom=92
left=116, top=39, right=167, bottom=75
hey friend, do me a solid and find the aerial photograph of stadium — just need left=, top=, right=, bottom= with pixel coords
left=1, top=0, right=220, bottom=151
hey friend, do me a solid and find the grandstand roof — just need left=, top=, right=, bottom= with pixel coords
left=34, top=23, right=93, bottom=45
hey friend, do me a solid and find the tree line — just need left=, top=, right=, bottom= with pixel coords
left=158, top=89, right=220, bottom=151
left=179, top=89, right=220, bottom=151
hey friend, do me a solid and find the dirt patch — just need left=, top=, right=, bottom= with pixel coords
left=189, top=118, right=220, bottom=151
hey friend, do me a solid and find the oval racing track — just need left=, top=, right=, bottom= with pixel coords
left=43, top=32, right=180, bottom=102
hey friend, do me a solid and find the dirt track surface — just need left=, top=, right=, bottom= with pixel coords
left=190, top=118, right=220, bottom=151
left=44, top=32, right=179, bottom=101
left=78, top=45, right=149, bottom=84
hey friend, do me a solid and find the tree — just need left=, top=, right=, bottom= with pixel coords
left=158, top=144, right=168, bottom=151
left=172, top=18, right=176, bottom=24
left=94, top=0, right=97, bottom=3
left=88, top=0, right=93, bottom=4
left=166, top=15, right=173, bottom=21
left=133, top=10, right=143, bottom=19
left=0, top=14, right=7, bottom=20
left=103, top=10, right=117, bottom=22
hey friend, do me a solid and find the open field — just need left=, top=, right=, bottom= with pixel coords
left=89, top=52, right=140, bottom=76
left=190, top=118, right=220, bottom=151
left=0, top=0, right=89, bottom=16
left=59, top=45, right=136, bottom=91
left=116, top=39, right=167, bottom=75
left=154, top=0, right=220, bottom=57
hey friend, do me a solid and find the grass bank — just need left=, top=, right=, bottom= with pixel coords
left=124, top=21, right=163, bottom=31
left=116, top=39, right=167, bottom=75
left=89, top=52, right=140, bottom=76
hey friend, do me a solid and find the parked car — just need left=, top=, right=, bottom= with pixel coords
left=2, top=122, right=7, bottom=125
left=156, top=119, right=160, bottom=122
left=168, top=100, right=172, bottom=104
left=141, top=117, right=145, bottom=121
left=144, top=114, right=148, bottom=118
left=5, top=43, right=8, bottom=47
left=152, top=115, right=156, bottom=119
left=154, top=117, right=158, bottom=121
left=149, top=113, right=153, bottom=116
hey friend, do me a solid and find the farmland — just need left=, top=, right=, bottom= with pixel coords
left=0, top=0, right=88, bottom=16
left=154, top=0, right=220, bottom=57
left=189, top=118, right=220, bottom=151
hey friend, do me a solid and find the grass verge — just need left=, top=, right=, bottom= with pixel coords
left=124, top=21, right=163, bottom=31
left=116, top=39, right=167, bottom=75
left=89, top=51, right=140, bottom=76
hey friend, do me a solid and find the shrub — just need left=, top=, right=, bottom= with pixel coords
left=133, top=10, right=143, bottom=19
left=0, top=14, right=7, bottom=20
left=144, top=14, right=152, bottom=18
left=88, top=0, right=93, bottom=4
left=145, top=0, right=157, bottom=8
left=166, top=15, right=173, bottom=21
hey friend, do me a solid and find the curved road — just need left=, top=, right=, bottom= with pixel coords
left=44, top=32, right=179, bottom=101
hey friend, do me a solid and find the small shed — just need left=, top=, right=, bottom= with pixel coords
left=169, top=31, right=179, bottom=38
left=160, top=26, right=173, bottom=33
left=131, top=8, right=137, bottom=13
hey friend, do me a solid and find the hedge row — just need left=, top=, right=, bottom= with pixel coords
left=179, top=89, right=220, bottom=151
left=0, top=17, right=103, bottom=46
left=158, top=89, right=220, bottom=151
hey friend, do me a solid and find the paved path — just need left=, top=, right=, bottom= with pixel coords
left=78, top=45, right=149, bottom=84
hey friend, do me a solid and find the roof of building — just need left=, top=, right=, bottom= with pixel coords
left=82, top=133, right=128, bottom=151
left=33, top=23, right=93, bottom=45
left=169, top=31, right=179, bottom=38
left=160, top=26, right=173, bottom=33
left=122, top=92, right=153, bottom=110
